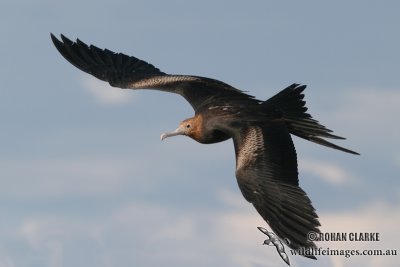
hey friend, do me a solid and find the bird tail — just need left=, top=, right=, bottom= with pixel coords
left=262, top=84, right=359, bottom=155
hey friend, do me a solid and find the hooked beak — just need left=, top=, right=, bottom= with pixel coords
left=160, top=126, right=186, bottom=141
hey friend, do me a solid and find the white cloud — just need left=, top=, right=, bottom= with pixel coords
left=0, top=249, right=14, bottom=267
left=319, top=201, right=400, bottom=267
left=328, top=87, right=400, bottom=159
left=299, top=158, right=356, bottom=185
left=0, top=156, right=153, bottom=198
left=81, top=76, right=134, bottom=105
left=12, top=199, right=283, bottom=267
left=394, top=154, right=400, bottom=168
left=6, top=185, right=399, bottom=267
left=332, top=88, right=400, bottom=126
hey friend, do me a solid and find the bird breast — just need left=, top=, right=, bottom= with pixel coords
left=188, top=113, right=231, bottom=144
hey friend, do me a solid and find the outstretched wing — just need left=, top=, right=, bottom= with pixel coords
left=50, top=34, right=253, bottom=110
left=232, top=122, right=320, bottom=258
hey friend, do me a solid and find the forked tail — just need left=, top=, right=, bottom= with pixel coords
left=263, top=84, right=359, bottom=155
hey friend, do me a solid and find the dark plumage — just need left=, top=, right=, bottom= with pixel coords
left=51, top=33, right=359, bottom=260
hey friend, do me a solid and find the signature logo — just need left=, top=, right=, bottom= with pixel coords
left=258, top=227, right=290, bottom=265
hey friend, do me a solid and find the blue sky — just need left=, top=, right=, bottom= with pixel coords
left=1, top=1, right=399, bottom=266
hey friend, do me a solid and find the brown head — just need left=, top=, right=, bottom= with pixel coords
left=161, top=115, right=203, bottom=142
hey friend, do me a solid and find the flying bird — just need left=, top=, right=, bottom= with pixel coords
left=50, top=33, right=359, bottom=259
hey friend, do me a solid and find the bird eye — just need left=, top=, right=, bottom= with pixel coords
left=186, top=124, right=191, bottom=128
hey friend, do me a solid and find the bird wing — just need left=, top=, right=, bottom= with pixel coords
left=51, top=34, right=253, bottom=111
left=232, top=122, right=320, bottom=257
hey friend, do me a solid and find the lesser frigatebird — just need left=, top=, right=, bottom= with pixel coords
left=50, top=34, right=359, bottom=260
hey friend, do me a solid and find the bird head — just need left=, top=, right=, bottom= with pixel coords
left=161, top=117, right=196, bottom=141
